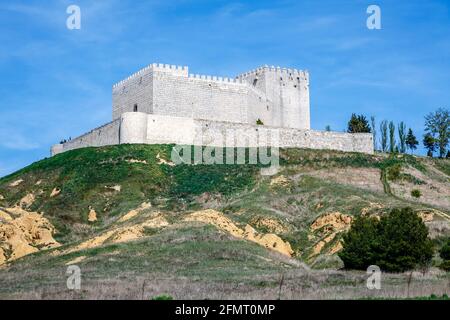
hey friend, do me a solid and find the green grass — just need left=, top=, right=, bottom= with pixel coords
left=0, top=144, right=447, bottom=248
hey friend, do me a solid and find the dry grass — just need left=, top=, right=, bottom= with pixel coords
left=1, top=268, right=448, bottom=300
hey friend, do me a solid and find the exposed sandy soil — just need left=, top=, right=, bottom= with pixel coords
left=65, top=213, right=169, bottom=254
left=310, top=212, right=353, bottom=257
left=105, top=185, right=121, bottom=192
left=0, top=207, right=60, bottom=265
left=19, top=193, right=35, bottom=208
left=88, top=208, right=97, bottom=222
left=50, top=188, right=61, bottom=197
left=311, top=212, right=353, bottom=233
left=249, top=216, right=289, bottom=234
left=9, top=179, right=23, bottom=187
left=270, top=175, right=291, bottom=188
left=125, top=159, right=148, bottom=164
left=156, top=153, right=175, bottom=166
left=184, top=209, right=294, bottom=256
left=361, top=202, right=384, bottom=216
left=118, top=202, right=151, bottom=223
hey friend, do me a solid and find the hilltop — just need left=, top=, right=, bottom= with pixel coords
left=0, top=145, right=449, bottom=299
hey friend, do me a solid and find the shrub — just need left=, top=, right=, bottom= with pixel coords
left=411, top=189, right=421, bottom=198
left=440, top=238, right=450, bottom=261
left=339, top=207, right=434, bottom=272
left=152, top=294, right=173, bottom=300
left=387, top=164, right=402, bottom=181
left=440, top=260, right=450, bottom=272
left=256, top=118, right=264, bottom=125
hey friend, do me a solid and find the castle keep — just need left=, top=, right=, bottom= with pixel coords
left=51, top=63, right=373, bottom=156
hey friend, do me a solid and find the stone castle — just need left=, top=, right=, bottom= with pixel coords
left=51, top=63, right=373, bottom=156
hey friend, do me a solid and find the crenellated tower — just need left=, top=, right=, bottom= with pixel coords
left=237, top=65, right=310, bottom=130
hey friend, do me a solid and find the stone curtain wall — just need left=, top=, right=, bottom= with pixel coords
left=52, top=113, right=373, bottom=156
left=53, top=64, right=372, bottom=156
left=51, top=119, right=121, bottom=155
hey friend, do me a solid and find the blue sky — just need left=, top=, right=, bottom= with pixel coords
left=0, top=0, right=449, bottom=177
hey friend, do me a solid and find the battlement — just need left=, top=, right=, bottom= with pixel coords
left=236, top=65, right=309, bottom=81
left=187, top=73, right=246, bottom=86
left=113, top=63, right=310, bottom=91
left=54, top=62, right=374, bottom=157
left=113, top=63, right=188, bottom=89
left=112, top=62, right=312, bottom=128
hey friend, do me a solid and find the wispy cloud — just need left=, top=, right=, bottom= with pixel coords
left=0, top=0, right=449, bottom=176
left=0, top=128, right=40, bottom=150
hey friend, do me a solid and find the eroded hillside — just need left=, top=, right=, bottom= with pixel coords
left=0, top=145, right=449, bottom=299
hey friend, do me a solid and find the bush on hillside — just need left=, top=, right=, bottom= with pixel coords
left=152, top=294, right=173, bottom=300
left=339, top=207, right=433, bottom=272
left=440, top=238, right=450, bottom=261
left=440, top=260, right=450, bottom=272
left=387, top=164, right=402, bottom=181
left=411, top=189, right=421, bottom=198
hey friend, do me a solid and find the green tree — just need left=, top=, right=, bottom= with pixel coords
left=425, top=108, right=450, bottom=158
left=405, top=128, right=418, bottom=154
left=389, top=121, right=396, bottom=153
left=380, top=120, right=388, bottom=152
left=398, top=122, right=407, bottom=153
left=338, top=216, right=380, bottom=270
left=325, top=125, right=331, bottom=132
left=377, top=208, right=433, bottom=272
left=371, top=116, right=377, bottom=150
left=339, top=208, right=433, bottom=272
left=423, top=133, right=437, bottom=157
left=347, top=114, right=371, bottom=133
left=440, top=238, right=450, bottom=261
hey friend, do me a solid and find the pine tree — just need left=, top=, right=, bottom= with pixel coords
left=405, top=128, right=418, bottom=154
left=347, top=114, right=371, bottom=133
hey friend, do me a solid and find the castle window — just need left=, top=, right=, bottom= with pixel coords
left=133, top=104, right=138, bottom=112
left=253, top=79, right=258, bottom=86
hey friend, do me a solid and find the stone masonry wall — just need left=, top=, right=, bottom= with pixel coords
left=51, top=113, right=373, bottom=156
left=52, top=119, right=121, bottom=155
left=111, top=63, right=308, bottom=129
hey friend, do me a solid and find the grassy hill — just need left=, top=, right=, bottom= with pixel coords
left=0, top=144, right=449, bottom=299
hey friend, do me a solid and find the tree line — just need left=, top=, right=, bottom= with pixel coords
left=345, top=107, right=450, bottom=158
